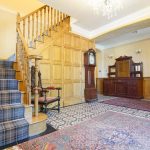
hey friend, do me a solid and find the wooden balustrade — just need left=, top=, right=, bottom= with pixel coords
left=18, top=5, right=69, bottom=45
left=16, top=25, right=42, bottom=115
left=16, top=5, right=69, bottom=113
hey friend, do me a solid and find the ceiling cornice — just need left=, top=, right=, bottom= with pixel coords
left=71, top=6, right=150, bottom=40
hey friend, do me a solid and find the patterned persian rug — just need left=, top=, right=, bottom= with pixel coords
left=101, top=98, right=150, bottom=112
left=15, top=111, right=150, bottom=150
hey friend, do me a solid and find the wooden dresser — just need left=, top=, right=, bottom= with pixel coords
left=103, top=56, right=143, bottom=99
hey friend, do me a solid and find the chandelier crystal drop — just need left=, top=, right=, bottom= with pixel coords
left=88, top=0, right=123, bottom=19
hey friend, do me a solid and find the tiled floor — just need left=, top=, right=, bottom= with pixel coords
left=47, top=95, right=150, bottom=129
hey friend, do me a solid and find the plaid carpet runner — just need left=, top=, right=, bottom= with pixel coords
left=0, top=90, right=21, bottom=105
left=0, top=68, right=16, bottom=79
left=0, top=60, right=29, bottom=147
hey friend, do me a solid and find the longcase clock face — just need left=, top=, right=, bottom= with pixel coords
left=89, top=52, right=95, bottom=65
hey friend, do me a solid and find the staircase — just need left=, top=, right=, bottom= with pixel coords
left=0, top=60, right=29, bottom=147
left=0, top=5, right=70, bottom=147
left=16, top=5, right=70, bottom=114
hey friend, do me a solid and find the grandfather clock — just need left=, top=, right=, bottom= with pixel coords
left=84, top=49, right=97, bottom=102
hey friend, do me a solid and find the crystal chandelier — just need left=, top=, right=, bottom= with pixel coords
left=88, top=0, right=123, bottom=19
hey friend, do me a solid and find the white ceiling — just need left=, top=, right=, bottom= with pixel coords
left=40, top=0, right=150, bottom=38
left=0, top=0, right=149, bottom=50
left=40, top=0, right=150, bottom=50
left=96, top=27, right=150, bottom=50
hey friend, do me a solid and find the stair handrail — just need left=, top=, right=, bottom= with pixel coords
left=17, top=5, right=69, bottom=47
left=20, top=5, right=46, bottom=21
left=16, top=29, right=30, bottom=105
left=16, top=14, right=42, bottom=106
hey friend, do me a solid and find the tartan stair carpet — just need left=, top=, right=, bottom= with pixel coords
left=0, top=60, right=29, bottom=147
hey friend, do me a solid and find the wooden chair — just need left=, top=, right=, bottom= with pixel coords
left=31, top=66, right=62, bottom=113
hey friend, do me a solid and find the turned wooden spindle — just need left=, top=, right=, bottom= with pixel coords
left=16, top=13, right=21, bottom=29
left=51, top=8, right=53, bottom=29
left=36, top=12, right=38, bottom=38
left=27, top=59, right=32, bottom=105
left=32, top=14, right=34, bottom=41
left=57, top=10, right=60, bottom=25
left=60, top=12, right=63, bottom=21
left=28, top=16, right=30, bottom=40
left=47, top=6, right=50, bottom=30
left=40, top=10, right=42, bottom=35
left=44, top=7, right=46, bottom=33
left=54, top=9, right=56, bottom=26
left=63, top=14, right=65, bottom=20
left=23, top=19, right=25, bottom=37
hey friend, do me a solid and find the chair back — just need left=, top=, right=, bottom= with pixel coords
left=31, top=66, right=43, bottom=96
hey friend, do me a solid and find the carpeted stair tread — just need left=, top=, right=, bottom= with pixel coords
left=0, top=79, right=17, bottom=80
left=0, top=118, right=29, bottom=146
left=0, top=68, right=16, bottom=79
left=0, top=104, right=25, bottom=122
left=0, top=103, right=24, bottom=109
left=0, top=90, right=20, bottom=93
left=0, top=61, right=13, bottom=69
left=0, top=60, right=29, bottom=146
left=0, top=90, right=21, bottom=105
left=0, top=79, right=18, bottom=90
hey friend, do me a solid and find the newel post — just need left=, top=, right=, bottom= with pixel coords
left=16, top=13, right=21, bottom=29
left=27, top=58, right=32, bottom=105
left=29, top=55, right=42, bottom=117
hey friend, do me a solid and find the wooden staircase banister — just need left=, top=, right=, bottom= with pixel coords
left=17, top=5, right=69, bottom=48
left=16, top=4, right=70, bottom=114
left=20, top=5, right=47, bottom=21
left=16, top=23, right=42, bottom=107
left=17, top=27, right=29, bottom=55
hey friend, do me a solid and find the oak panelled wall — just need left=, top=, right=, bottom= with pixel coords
left=143, top=77, right=150, bottom=99
left=34, top=23, right=95, bottom=106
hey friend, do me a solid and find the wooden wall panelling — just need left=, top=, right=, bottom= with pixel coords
left=81, top=83, right=85, bottom=98
left=81, top=67, right=85, bottom=82
left=64, top=47, right=72, bottom=65
left=37, top=37, right=52, bottom=51
left=143, top=77, right=150, bottom=99
left=52, top=45, right=62, bottom=64
left=40, top=46, right=51, bottom=60
left=73, top=83, right=82, bottom=98
left=80, top=37, right=89, bottom=51
left=96, top=78, right=104, bottom=94
left=36, top=20, right=95, bottom=106
left=53, top=32, right=62, bottom=46
left=40, top=63, right=51, bottom=80
left=73, top=66, right=81, bottom=82
left=72, top=50, right=81, bottom=66
left=88, top=40, right=94, bottom=49
left=72, top=34, right=81, bottom=49
left=81, top=51, right=85, bottom=67
left=64, top=32, right=71, bottom=47
left=52, top=64, right=62, bottom=83
left=64, top=83, right=73, bottom=98
left=64, top=66, right=72, bottom=82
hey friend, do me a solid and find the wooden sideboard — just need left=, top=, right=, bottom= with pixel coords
left=102, top=56, right=143, bottom=99
left=103, top=78, right=143, bottom=99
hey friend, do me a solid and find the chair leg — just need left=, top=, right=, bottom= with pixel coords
left=58, top=98, right=60, bottom=113
left=40, top=104, right=44, bottom=112
left=45, top=104, right=48, bottom=113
